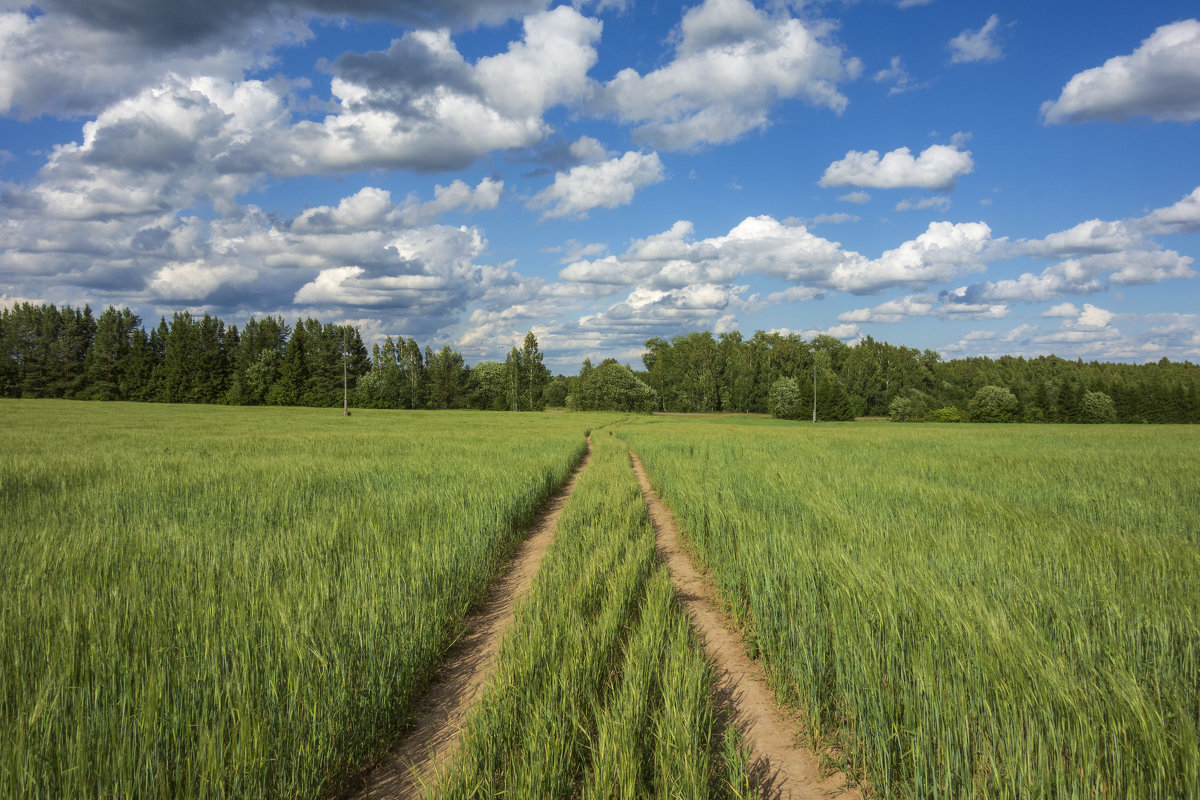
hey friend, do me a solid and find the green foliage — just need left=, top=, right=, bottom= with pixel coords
left=887, top=392, right=927, bottom=422
left=928, top=405, right=963, bottom=422
left=1080, top=390, right=1118, bottom=423
left=568, top=359, right=657, bottom=412
left=968, top=384, right=1019, bottom=422
left=620, top=418, right=1200, bottom=800
left=0, top=401, right=617, bottom=798
left=768, top=376, right=804, bottom=420
left=432, top=432, right=743, bottom=799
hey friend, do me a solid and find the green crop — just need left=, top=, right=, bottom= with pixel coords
left=0, top=400, right=614, bottom=799
left=433, top=430, right=746, bottom=799
left=620, top=417, right=1200, bottom=799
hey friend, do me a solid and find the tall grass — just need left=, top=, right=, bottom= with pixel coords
left=432, top=431, right=745, bottom=799
left=0, top=400, right=614, bottom=799
left=621, top=418, right=1200, bottom=799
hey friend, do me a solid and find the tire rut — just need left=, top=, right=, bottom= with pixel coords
left=629, top=450, right=861, bottom=800
left=348, top=436, right=594, bottom=800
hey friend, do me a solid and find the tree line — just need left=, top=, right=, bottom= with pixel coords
left=3, top=302, right=1198, bottom=422
left=628, top=330, right=1200, bottom=423
left=0, top=303, right=551, bottom=411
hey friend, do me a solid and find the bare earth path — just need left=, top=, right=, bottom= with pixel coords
left=629, top=451, right=861, bottom=800
left=349, top=437, right=594, bottom=800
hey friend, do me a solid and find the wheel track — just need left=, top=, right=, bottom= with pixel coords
left=347, top=436, right=593, bottom=800
left=629, top=450, right=861, bottom=800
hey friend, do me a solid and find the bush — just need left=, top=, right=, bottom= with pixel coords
left=768, top=377, right=805, bottom=420
left=888, top=392, right=929, bottom=422
left=929, top=406, right=962, bottom=423
left=968, top=385, right=1019, bottom=423
left=1079, top=391, right=1118, bottom=423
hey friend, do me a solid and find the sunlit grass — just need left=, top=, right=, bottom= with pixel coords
left=0, top=400, right=614, bottom=799
left=432, top=430, right=743, bottom=799
left=620, top=418, right=1200, bottom=799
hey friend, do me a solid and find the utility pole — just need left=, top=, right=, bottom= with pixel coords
left=343, top=329, right=350, bottom=417
left=812, top=359, right=817, bottom=423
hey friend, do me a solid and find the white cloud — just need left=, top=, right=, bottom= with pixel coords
left=1042, top=302, right=1079, bottom=318
left=578, top=282, right=749, bottom=335
left=1019, top=218, right=1141, bottom=257
left=593, top=0, right=856, bottom=149
left=1077, top=303, right=1114, bottom=328
left=839, top=291, right=1007, bottom=324
left=873, top=56, right=925, bottom=95
left=559, top=215, right=992, bottom=296
left=819, top=143, right=973, bottom=191
left=1042, top=19, right=1200, bottom=124
left=0, top=9, right=308, bottom=118
left=1139, top=186, right=1200, bottom=235
left=839, top=191, right=871, bottom=204
left=956, top=249, right=1194, bottom=305
left=287, top=9, right=603, bottom=174
left=829, top=221, right=992, bottom=293
left=569, top=136, right=610, bottom=165
left=803, top=212, right=859, bottom=226
left=895, top=196, right=951, bottom=212
left=948, top=14, right=1005, bottom=64
left=528, top=151, right=665, bottom=219
left=290, top=179, right=502, bottom=234
left=898, top=0, right=934, bottom=7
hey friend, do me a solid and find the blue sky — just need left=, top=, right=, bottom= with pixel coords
left=1, top=0, right=1198, bottom=370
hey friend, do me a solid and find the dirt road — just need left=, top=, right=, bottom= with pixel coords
left=630, top=450, right=861, bottom=800
left=349, top=438, right=593, bottom=800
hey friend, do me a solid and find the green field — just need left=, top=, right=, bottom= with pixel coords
left=2, top=401, right=1198, bottom=799
left=0, top=401, right=613, bottom=798
left=432, top=430, right=745, bottom=799
left=620, top=417, right=1200, bottom=799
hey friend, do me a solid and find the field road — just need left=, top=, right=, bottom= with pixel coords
left=348, top=437, right=594, bottom=800
left=630, top=451, right=862, bottom=800
left=349, top=435, right=859, bottom=800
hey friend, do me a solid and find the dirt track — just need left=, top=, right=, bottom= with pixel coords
left=349, top=437, right=593, bottom=800
left=630, top=451, right=861, bottom=800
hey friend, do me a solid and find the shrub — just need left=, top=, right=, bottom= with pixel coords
left=968, top=385, right=1019, bottom=423
left=929, top=406, right=962, bottom=423
left=768, top=377, right=805, bottom=420
left=888, top=392, right=929, bottom=422
left=1079, top=391, right=1118, bottom=424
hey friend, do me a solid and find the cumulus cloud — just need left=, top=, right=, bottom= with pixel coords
left=1139, top=186, right=1200, bottom=235
left=838, top=292, right=1007, bottom=324
left=954, top=249, right=1194, bottom=305
left=291, top=179, right=502, bottom=233
left=593, top=0, right=857, bottom=149
left=1042, top=302, right=1079, bottom=318
left=896, top=196, right=951, bottom=212
left=0, top=9, right=308, bottom=118
left=559, top=214, right=992, bottom=296
left=839, top=191, right=871, bottom=204
left=36, top=0, right=544, bottom=49
left=528, top=151, right=665, bottom=219
left=948, top=14, right=1005, bottom=64
left=873, top=56, right=925, bottom=95
left=0, top=171, right=530, bottom=342
left=286, top=8, right=602, bottom=174
left=819, top=143, right=973, bottom=191
left=1042, top=19, right=1200, bottom=124
left=577, top=283, right=749, bottom=338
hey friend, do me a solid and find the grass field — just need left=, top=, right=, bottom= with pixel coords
left=0, top=400, right=612, bottom=798
left=4, top=402, right=1197, bottom=799
left=431, top=430, right=752, bottom=799
left=619, top=417, right=1200, bottom=799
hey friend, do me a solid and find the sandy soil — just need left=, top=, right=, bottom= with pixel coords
left=629, top=451, right=861, bottom=800
left=347, top=438, right=593, bottom=800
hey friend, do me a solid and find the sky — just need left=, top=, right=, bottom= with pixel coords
left=1, top=0, right=1198, bottom=371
